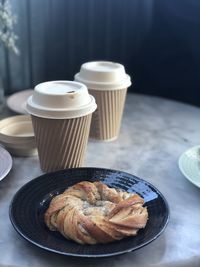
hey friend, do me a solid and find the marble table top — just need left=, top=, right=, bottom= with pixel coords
left=0, top=93, right=200, bottom=267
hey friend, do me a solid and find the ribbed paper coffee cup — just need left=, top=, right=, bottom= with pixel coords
left=26, top=81, right=96, bottom=172
left=88, top=88, right=127, bottom=140
left=75, top=61, right=131, bottom=141
left=31, top=114, right=92, bottom=172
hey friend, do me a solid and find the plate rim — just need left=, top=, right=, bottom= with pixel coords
left=0, top=146, right=12, bottom=181
left=6, top=89, right=33, bottom=114
left=9, top=167, right=170, bottom=257
left=178, top=145, right=200, bottom=188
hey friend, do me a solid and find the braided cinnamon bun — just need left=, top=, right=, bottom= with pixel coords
left=44, top=181, right=148, bottom=244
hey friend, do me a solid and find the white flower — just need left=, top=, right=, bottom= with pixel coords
left=0, top=0, right=19, bottom=54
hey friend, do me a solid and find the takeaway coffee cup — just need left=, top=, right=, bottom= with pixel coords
left=26, top=81, right=97, bottom=172
left=75, top=61, right=131, bottom=141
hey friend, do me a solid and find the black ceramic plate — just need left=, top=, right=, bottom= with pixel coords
left=9, top=168, right=169, bottom=257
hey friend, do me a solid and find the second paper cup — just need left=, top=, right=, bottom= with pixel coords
left=75, top=61, right=131, bottom=141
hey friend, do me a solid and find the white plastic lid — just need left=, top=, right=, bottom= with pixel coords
left=74, top=61, right=132, bottom=90
left=26, top=81, right=97, bottom=119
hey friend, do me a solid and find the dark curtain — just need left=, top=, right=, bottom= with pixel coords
left=1, top=0, right=200, bottom=106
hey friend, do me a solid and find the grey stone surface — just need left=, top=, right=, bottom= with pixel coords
left=0, top=93, right=200, bottom=267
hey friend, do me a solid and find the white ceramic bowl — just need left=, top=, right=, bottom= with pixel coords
left=0, top=115, right=37, bottom=156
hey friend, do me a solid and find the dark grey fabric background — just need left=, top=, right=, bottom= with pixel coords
left=0, top=0, right=200, bottom=106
